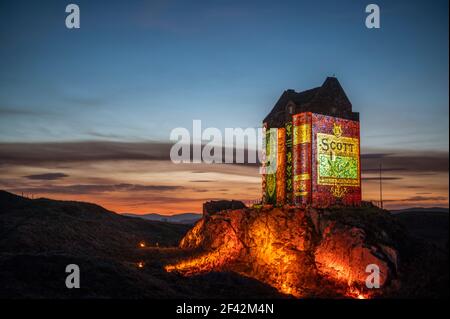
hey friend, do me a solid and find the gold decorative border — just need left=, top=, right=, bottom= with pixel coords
left=294, top=173, right=311, bottom=181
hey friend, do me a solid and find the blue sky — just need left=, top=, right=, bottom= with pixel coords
left=1, top=0, right=448, bottom=151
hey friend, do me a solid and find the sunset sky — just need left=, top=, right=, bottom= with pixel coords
left=0, top=0, right=448, bottom=214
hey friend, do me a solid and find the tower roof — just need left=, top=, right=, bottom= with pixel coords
left=264, top=77, right=358, bottom=127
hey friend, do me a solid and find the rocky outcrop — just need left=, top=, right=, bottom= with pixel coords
left=315, top=224, right=393, bottom=289
left=166, top=205, right=406, bottom=298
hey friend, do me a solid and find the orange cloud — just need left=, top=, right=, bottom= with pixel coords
left=0, top=142, right=447, bottom=214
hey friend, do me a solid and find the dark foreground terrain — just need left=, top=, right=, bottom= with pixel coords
left=0, top=190, right=447, bottom=298
left=0, top=191, right=281, bottom=298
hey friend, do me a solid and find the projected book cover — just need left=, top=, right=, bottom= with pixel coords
left=0, top=0, right=448, bottom=317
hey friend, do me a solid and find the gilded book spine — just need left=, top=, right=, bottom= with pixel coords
left=261, top=124, right=267, bottom=204
left=284, top=122, right=293, bottom=205
left=293, top=112, right=312, bottom=206
left=264, top=126, right=277, bottom=204
left=276, top=128, right=286, bottom=205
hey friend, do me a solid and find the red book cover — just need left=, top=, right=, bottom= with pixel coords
left=311, top=113, right=361, bottom=207
left=292, top=112, right=312, bottom=206
left=276, top=128, right=286, bottom=204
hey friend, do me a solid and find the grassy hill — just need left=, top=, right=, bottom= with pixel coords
left=0, top=191, right=282, bottom=298
left=0, top=191, right=189, bottom=257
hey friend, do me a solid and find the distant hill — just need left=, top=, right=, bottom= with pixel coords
left=391, top=207, right=449, bottom=214
left=122, top=212, right=202, bottom=224
left=391, top=207, right=449, bottom=250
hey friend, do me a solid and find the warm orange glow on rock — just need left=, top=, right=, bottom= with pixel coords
left=165, top=211, right=243, bottom=275
left=165, top=206, right=398, bottom=298
left=165, top=246, right=239, bottom=276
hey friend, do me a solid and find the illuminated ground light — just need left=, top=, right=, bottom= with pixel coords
left=138, top=241, right=146, bottom=248
left=136, top=261, right=145, bottom=269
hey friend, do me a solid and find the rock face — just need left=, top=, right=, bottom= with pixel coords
left=166, top=205, right=404, bottom=298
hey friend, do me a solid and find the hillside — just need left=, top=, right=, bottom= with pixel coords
left=0, top=191, right=282, bottom=298
left=0, top=191, right=447, bottom=298
left=0, top=191, right=188, bottom=256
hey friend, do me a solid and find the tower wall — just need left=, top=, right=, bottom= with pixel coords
left=263, top=112, right=361, bottom=207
